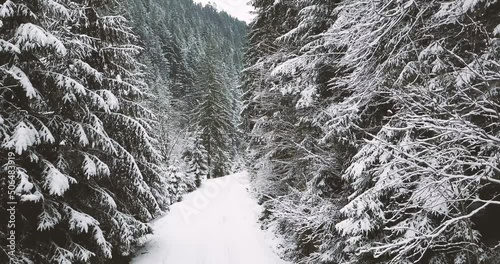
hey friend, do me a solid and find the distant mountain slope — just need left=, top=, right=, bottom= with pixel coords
left=125, top=0, right=247, bottom=100
left=124, top=0, right=247, bottom=176
left=192, top=0, right=255, bottom=23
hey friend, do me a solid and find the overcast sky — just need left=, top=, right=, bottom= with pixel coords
left=193, top=0, right=255, bottom=23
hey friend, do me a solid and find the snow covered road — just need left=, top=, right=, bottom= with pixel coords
left=131, top=172, right=289, bottom=264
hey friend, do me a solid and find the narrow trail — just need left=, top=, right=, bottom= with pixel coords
left=131, top=172, right=289, bottom=264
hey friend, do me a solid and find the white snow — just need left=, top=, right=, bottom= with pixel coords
left=132, top=171, right=289, bottom=264
left=0, top=0, right=15, bottom=18
left=15, top=23, right=67, bottom=55
left=83, top=155, right=97, bottom=178
left=94, top=228, right=112, bottom=258
left=77, top=124, right=89, bottom=146
left=38, top=210, right=62, bottom=231
left=2, top=121, right=39, bottom=154
left=6, top=66, right=39, bottom=99
left=494, top=24, right=500, bottom=36
left=42, top=161, right=73, bottom=196
left=67, top=207, right=99, bottom=233
left=462, top=0, right=482, bottom=12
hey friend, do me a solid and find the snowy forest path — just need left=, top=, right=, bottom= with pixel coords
left=131, top=172, right=289, bottom=264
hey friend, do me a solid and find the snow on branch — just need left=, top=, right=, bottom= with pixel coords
left=15, top=23, right=67, bottom=55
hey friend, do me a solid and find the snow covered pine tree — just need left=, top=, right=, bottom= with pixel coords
left=184, top=135, right=208, bottom=188
left=333, top=1, right=500, bottom=263
left=243, top=0, right=500, bottom=263
left=242, top=1, right=351, bottom=262
left=0, top=0, right=172, bottom=262
left=166, top=164, right=188, bottom=203
left=193, top=45, right=237, bottom=179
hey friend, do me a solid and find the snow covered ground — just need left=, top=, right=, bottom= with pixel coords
left=131, top=172, right=289, bottom=264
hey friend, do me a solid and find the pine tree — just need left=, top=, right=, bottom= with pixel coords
left=193, top=44, right=236, bottom=178
left=332, top=1, right=500, bottom=263
left=167, top=164, right=188, bottom=203
left=243, top=0, right=500, bottom=263
left=185, top=135, right=209, bottom=188
left=0, top=0, right=169, bottom=262
left=241, top=1, right=352, bottom=262
left=124, top=0, right=247, bottom=172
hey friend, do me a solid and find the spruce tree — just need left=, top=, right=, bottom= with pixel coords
left=333, top=1, right=500, bottom=262
left=193, top=44, right=236, bottom=178
left=185, top=135, right=209, bottom=188
left=167, top=164, right=187, bottom=203
left=243, top=0, right=500, bottom=263
left=124, top=0, right=247, bottom=171
left=0, top=0, right=169, bottom=262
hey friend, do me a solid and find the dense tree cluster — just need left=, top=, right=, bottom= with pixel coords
left=0, top=0, right=245, bottom=263
left=124, top=0, right=247, bottom=178
left=243, top=0, right=500, bottom=263
left=0, top=0, right=172, bottom=262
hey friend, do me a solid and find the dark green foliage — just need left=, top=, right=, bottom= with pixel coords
left=0, top=0, right=170, bottom=262
left=124, top=0, right=247, bottom=176
left=193, top=46, right=237, bottom=178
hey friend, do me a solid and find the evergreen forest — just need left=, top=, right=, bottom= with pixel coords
left=2, top=0, right=500, bottom=264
